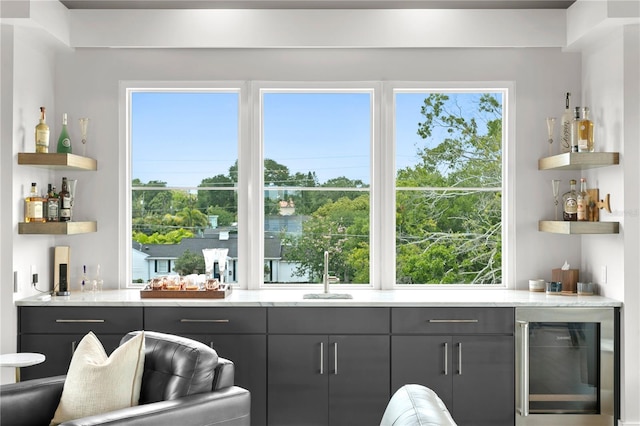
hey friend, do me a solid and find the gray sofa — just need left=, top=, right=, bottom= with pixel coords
left=381, top=384, right=457, bottom=426
left=0, top=331, right=250, bottom=426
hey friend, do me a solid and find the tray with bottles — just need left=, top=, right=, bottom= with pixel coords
left=140, top=276, right=232, bottom=299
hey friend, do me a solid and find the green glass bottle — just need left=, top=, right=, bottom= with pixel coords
left=56, top=113, right=72, bottom=154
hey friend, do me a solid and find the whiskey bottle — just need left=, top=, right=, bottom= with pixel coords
left=56, top=113, right=72, bottom=154
left=35, top=107, right=50, bottom=153
left=46, top=184, right=60, bottom=222
left=59, top=177, right=72, bottom=222
left=25, top=183, right=45, bottom=223
left=578, top=107, right=594, bottom=152
left=559, top=93, right=572, bottom=153
left=563, top=179, right=578, bottom=221
left=570, top=107, right=581, bottom=153
left=577, top=178, right=590, bottom=221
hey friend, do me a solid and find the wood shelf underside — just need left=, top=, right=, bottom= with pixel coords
left=538, top=221, right=619, bottom=234
left=538, top=152, right=619, bottom=170
left=18, top=221, right=97, bottom=235
left=18, top=153, right=97, bottom=171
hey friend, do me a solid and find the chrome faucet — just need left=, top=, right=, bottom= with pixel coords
left=323, top=251, right=330, bottom=294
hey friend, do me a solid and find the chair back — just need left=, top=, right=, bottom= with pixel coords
left=120, top=331, right=218, bottom=404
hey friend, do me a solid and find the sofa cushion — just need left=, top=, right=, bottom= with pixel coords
left=380, top=384, right=457, bottom=426
left=50, top=331, right=145, bottom=426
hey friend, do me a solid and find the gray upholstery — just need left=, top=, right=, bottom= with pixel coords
left=0, top=331, right=250, bottom=426
left=381, top=384, right=457, bottom=426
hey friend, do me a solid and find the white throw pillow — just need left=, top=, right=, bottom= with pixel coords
left=50, top=331, right=145, bottom=426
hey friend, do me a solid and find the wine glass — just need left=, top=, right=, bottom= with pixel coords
left=546, top=117, right=556, bottom=156
left=552, top=179, right=561, bottom=220
left=79, top=118, right=89, bottom=157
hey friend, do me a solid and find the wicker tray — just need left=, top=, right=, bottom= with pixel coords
left=140, top=284, right=232, bottom=299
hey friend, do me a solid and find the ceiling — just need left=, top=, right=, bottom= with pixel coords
left=59, top=0, right=577, bottom=9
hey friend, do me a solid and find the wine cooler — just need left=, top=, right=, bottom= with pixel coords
left=515, top=307, right=618, bottom=426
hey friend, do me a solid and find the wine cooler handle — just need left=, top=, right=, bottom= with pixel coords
left=519, top=320, right=530, bottom=417
left=457, top=342, right=462, bottom=375
left=334, top=342, right=338, bottom=375
left=443, top=342, right=448, bottom=375
left=320, top=342, right=324, bottom=375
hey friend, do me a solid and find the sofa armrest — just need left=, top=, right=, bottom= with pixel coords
left=60, top=386, right=251, bottom=426
left=0, top=375, right=65, bottom=426
left=380, top=384, right=457, bottom=426
left=213, top=357, right=235, bottom=390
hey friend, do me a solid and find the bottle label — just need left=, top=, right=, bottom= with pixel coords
left=60, top=208, right=71, bottom=219
left=61, top=138, right=71, bottom=148
left=61, top=197, right=72, bottom=209
left=47, top=199, right=59, bottom=221
left=577, top=200, right=587, bottom=220
left=565, top=198, right=577, bottom=214
left=27, top=200, right=44, bottom=221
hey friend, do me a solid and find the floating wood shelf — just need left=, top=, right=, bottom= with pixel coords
left=538, top=220, right=619, bottom=234
left=18, top=221, right=97, bottom=235
left=18, top=153, right=97, bottom=171
left=538, top=152, right=619, bottom=170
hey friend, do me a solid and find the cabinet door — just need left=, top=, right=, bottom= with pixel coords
left=268, top=335, right=328, bottom=426
left=451, top=335, right=514, bottom=426
left=329, top=335, right=390, bottom=426
left=19, top=333, right=123, bottom=381
left=186, top=334, right=267, bottom=426
left=391, top=335, right=454, bottom=410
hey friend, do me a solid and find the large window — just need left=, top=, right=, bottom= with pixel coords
left=126, top=83, right=507, bottom=288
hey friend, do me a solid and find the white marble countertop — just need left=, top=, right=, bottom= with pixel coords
left=15, top=288, right=622, bottom=307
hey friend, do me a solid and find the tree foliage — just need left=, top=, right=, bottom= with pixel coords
left=174, top=249, right=205, bottom=275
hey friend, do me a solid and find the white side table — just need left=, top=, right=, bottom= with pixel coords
left=0, top=352, right=46, bottom=382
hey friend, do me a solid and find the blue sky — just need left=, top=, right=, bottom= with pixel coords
left=131, top=91, right=487, bottom=187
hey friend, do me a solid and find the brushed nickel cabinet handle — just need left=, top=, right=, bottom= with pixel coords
left=320, top=342, right=324, bottom=375
left=457, top=342, right=462, bottom=375
left=56, top=319, right=105, bottom=323
left=443, top=342, right=448, bottom=375
left=71, top=340, right=77, bottom=354
left=180, top=319, right=230, bottom=323
left=428, top=319, right=479, bottom=323
left=519, top=321, right=530, bottom=416
left=334, top=342, right=338, bottom=375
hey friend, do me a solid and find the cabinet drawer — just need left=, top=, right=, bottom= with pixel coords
left=392, top=307, right=513, bottom=334
left=144, top=307, right=266, bottom=334
left=20, top=307, right=143, bottom=334
left=268, top=307, right=390, bottom=334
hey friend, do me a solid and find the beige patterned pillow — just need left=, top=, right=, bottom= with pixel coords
left=50, top=331, right=145, bottom=425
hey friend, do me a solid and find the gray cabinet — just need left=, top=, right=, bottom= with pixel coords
left=268, top=307, right=390, bottom=426
left=18, top=307, right=143, bottom=381
left=144, top=307, right=267, bottom=426
left=391, top=307, right=515, bottom=426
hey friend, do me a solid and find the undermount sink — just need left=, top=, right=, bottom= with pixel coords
left=303, top=293, right=353, bottom=299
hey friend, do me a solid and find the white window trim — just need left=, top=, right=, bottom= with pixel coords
left=120, top=80, right=513, bottom=290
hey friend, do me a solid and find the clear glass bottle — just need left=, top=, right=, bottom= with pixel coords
left=46, top=184, right=59, bottom=222
left=570, top=107, right=581, bottom=153
left=577, top=178, right=590, bottom=221
left=59, top=177, right=72, bottom=222
left=56, top=113, right=72, bottom=154
left=559, top=93, right=572, bottom=153
left=25, top=182, right=45, bottom=223
left=35, top=107, right=50, bottom=153
left=578, top=107, right=594, bottom=152
left=563, top=179, right=578, bottom=221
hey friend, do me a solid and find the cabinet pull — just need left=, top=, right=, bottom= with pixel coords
left=443, top=342, right=448, bottom=375
left=71, top=340, right=77, bottom=354
left=428, top=319, right=478, bottom=323
left=319, top=342, right=324, bottom=375
left=179, top=319, right=230, bottom=323
left=457, top=342, right=462, bottom=375
left=333, top=342, right=338, bottom=375
left=519, top=321, right=530, bottom=416
left=56, top=319, right=105, bottom=323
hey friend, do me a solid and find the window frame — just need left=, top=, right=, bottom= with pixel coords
left=120, top=80, right=513, bottom=290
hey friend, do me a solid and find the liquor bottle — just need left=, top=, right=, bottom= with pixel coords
left=25, top=183, right=45, bottom=223
left=35, top=107, right=50, bottom=153
left=56, top=113, right=72, bottom=154
left=578, top=107, right=594, bottom=152
left=46, top=184, right=60, bottom=222
left=59, top=177, right=72, bottom=222
left=559, top=93, right=572, bottom=153
left=577, top=178, right=590, bottom=221
left=570, top=107, right=581, bottom=153
left=563, top=179, right=578, bottom=221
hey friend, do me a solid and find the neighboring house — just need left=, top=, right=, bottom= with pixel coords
left=132, top=220, right=311, bottom=283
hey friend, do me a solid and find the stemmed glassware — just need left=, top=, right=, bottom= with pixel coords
left=546, top=117, right=556, bottom=156
left=79, top=118, right=89, bottom=157
left=552, top=179, right=561, bottom=220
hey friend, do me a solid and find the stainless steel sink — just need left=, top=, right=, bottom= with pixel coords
left=303, top=293, right=353, bottom=299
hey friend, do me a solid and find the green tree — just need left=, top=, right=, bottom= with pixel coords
left=174, top=249, right=205, bottom=275
left=197, top=175, right=237, bottom=214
